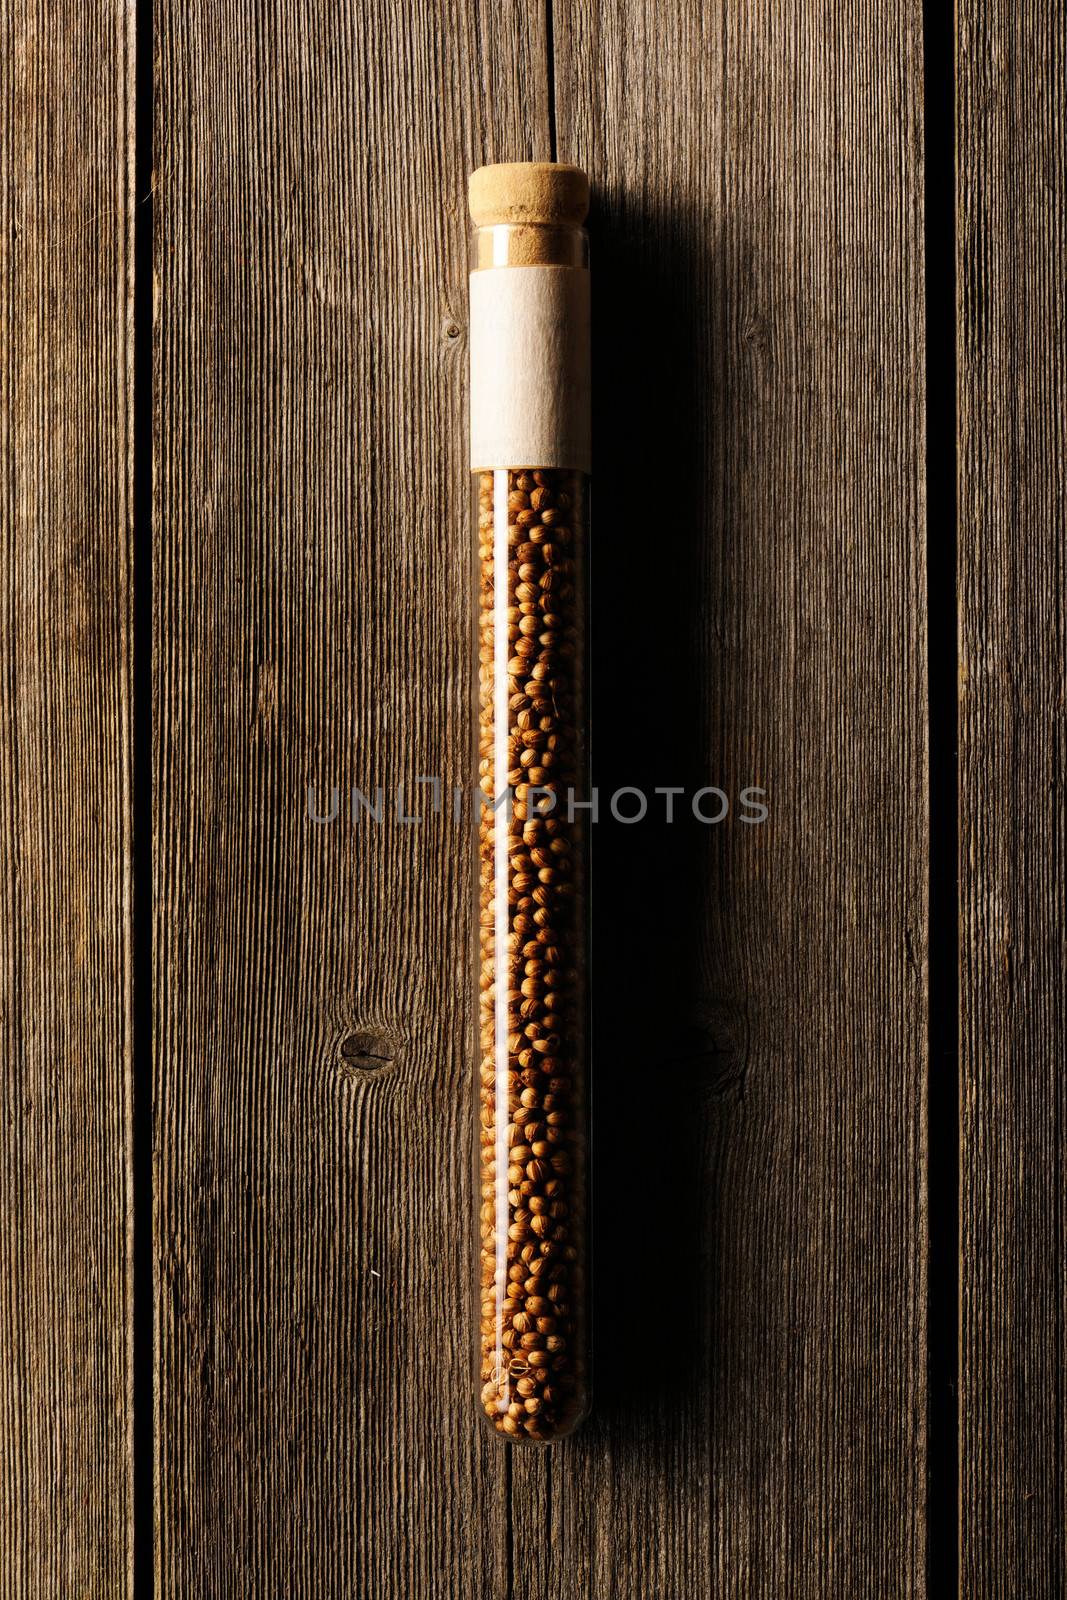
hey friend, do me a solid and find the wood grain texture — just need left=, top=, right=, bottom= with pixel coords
left=0, top=0, right=134, bottom=1594
left=529, top=2, right=930, bottom=1594
left=957, top=4, right=1067, bottom=1594
left=153, top=2, right=551, bottom=1594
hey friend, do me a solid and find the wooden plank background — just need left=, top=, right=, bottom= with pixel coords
left=957, top=2, right=1067, bottom=1595
left=0, top=0, right=1063, bottom=1594
left=153, top=0, right=930, bottom=1594
left=152, top=4, right=549, bottom=1595
left=556, top=0, right=927, bottom=1593
left=0, top=0, right=134, bottom=1595
left=546, top=3, right=929, bottom=1594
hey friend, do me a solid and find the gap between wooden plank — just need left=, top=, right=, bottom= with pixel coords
left=545, top=0, right=559, bottom=162
left=133, top=0, right=156, bottom=1595
left=922, top=1, right=961, bottom=1592
left=504, top=5, right=559, bottom=1586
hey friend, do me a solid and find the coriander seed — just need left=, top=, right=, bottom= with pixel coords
left=469, top=162, right=591, bottom=1444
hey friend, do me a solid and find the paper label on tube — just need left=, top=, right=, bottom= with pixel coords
left=469, top=266, right=591, bottom=472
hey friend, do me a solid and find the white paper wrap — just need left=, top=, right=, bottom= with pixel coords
left=468, top=265, right=591, bottom=472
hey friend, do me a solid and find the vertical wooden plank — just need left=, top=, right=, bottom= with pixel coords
left=541, top=3, right=929, bottom=1595
left=958, top=5, right=1067, bottom=1594
left=0, top=0, right=134, bottom=1594
left=154, top=3, right=550, bottom=1593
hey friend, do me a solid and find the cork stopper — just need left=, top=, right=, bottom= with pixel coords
left=469, top=163, right=590, bottom=230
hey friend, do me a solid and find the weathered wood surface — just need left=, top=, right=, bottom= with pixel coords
left=3, top=0, right=1063, bottom=1592
left=153, top=3, right=549, bottom=1594
left=540, top=2, right=930, bottom=1595
left=0, top=0, right=134, bottom=1595
left=957, top=3, right=1067, bottom=1595
left=152, top=0, right=931, bottom=1593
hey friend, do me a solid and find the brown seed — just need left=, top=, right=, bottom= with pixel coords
left=476, top=468, right=589, bottom=1439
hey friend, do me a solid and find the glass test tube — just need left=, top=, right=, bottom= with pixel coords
left=469, top=163, right=592, bottom=1442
